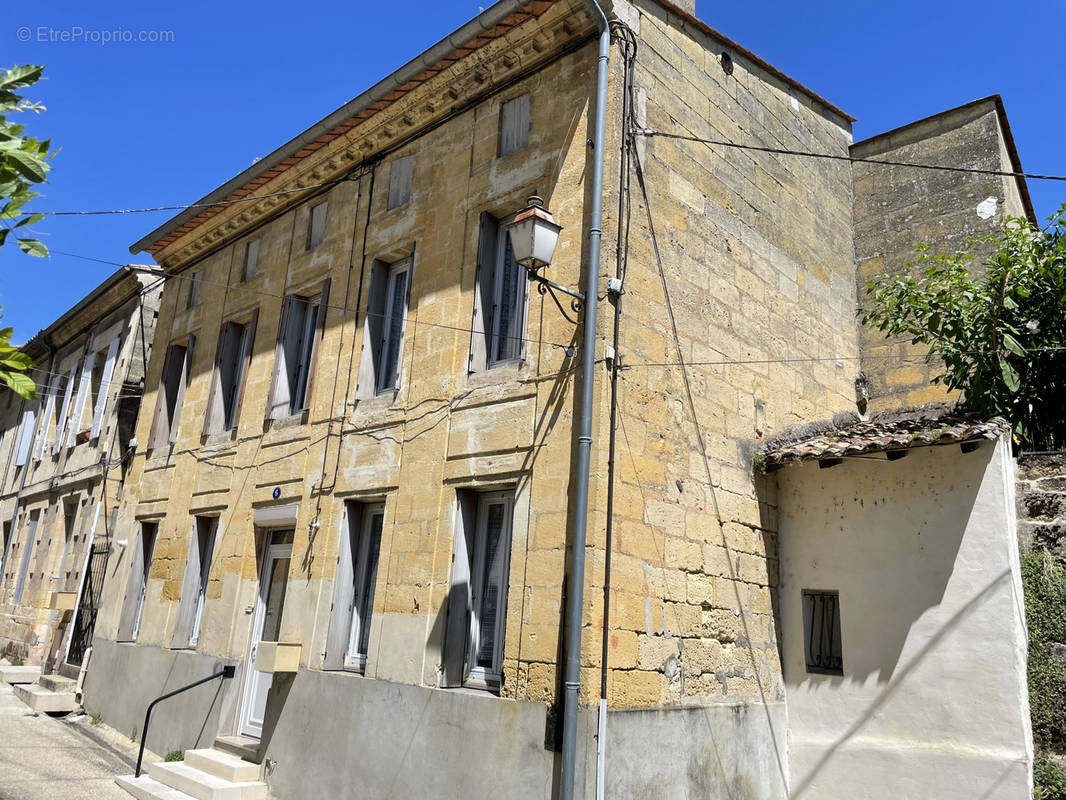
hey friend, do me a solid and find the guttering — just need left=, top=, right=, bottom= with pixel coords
left=560, top=1, right=609, bottom=798
left=129, top=0, right=539, bottom=256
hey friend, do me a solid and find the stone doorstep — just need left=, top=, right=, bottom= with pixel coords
left=184, top=749, right=261, bottom=783
left=212, top=735, right=261, bottom=764
left=115, top=774, right=196, bottom=800
left=12, top=683, right=78, bottom=714
left=145, top=760, right=268, bottom=800
left=39, top=674, right=77, bottom=693
left=0, top=665, right=41, bottom=684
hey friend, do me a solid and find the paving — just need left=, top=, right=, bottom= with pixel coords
left=0, top=682, right=133, bottom=800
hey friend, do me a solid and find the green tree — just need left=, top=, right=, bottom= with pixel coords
left=0, top=64, right=55, bottom=399
left=860, top=206, right=1066, bottom=449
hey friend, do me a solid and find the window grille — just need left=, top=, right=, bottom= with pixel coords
left=802, top=590, right=843, bottom=675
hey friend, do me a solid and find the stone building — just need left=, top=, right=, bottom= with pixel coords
left=79, top=1, right=1034, bottom=798
left=0, top=265, right=161, bottom=677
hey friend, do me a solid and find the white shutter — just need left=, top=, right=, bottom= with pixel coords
left=323, top=503, right=360, bottom=670
left=52, top=365, right=77, bottom=455
left=170, top=523, right=202, bottom=648
left=13, top=407, right=36, bottom=467
left=442, top=491, right=477, bottom=687
left=67, top=351, right=96, bottom=447
left=90, top=336, right=120, bottom=439
left=34, top=374, right=60, bottom=461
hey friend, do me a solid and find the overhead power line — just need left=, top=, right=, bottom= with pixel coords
left=637, top=129, right=1066, bottom=183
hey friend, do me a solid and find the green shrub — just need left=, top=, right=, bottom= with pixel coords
left=1035, top=754, right=1066, bottom=800
left=164, top=750, right=184, bottom=763
left=1022, top=552, right=1066, bottom=749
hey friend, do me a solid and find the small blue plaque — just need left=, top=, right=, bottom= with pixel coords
left=272, top=487, right=282, bottom=500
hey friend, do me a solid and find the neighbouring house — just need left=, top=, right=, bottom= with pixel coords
left=74, top=1, right=1035, bottom=798
left=0, top=266, right=161, bottom=678
left=763, top=412, right=1033, bottom=799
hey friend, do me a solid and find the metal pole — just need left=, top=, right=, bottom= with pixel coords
left=561, top=1, right=609, bottom=798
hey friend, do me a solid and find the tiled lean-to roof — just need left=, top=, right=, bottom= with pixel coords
left=759, top=409, right=1010, bottom=471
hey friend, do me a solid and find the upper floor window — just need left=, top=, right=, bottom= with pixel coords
left=187, top=272, right=203, bottom=309
left=358, top=259, right=409, bottom=396
left=242, top=240, right=260, bottom=282
left=499, top=94, right=531, bottom=156
left=442, top=490, right=514, bottom=691
left=470, top=212, right=527, bottom=370
left=387, top=156, right=414, bottom=210
left=307, top=202, right=328, bottom=250
left=203, top=313, right=258, bottom=434
left=149, top=337, right=196, bottom=449
left=267, top=280, right=330, bottom=419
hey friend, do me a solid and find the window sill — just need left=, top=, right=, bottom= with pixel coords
left=264, top=409, right=310, bottom=432
left=465, top=359, right=530, bottom=389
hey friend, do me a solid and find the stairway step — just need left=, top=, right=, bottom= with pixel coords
left=116, top=774, right=196, bottom=800
left=13, top=683, right=77, bottom=714
left=147, top=761, right=267, bottom=800
left=0, top=665, right=41, bottom=684
left=39, top=674, right=77, bottom=692
left=212, top=736, right=260, bottom=763
left=185, top=749, right=260, bottom=783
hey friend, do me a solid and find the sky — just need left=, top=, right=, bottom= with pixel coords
left=3, top=0, right=1063, bottom=341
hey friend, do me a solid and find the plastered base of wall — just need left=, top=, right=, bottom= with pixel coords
left=606, top=703, right=789, bottom=800
left=82, top=637, right=240, bottom=756
left=260, top=668, right=596, bottom=800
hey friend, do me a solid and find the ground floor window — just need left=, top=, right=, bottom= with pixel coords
left=802, top=589, right=843, bottom=675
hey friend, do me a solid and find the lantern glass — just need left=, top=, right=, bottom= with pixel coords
left=508, top=196, right=562, bottom=271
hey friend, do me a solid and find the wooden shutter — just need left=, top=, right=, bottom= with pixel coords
left=231, top=310, right=258, bottom=428
left=387, top=156, right=414, bottom=210
left=52, top=365, right=77, bottom=455
left=33, top=375, right=60, bottom=461
left=499, top=94, right=531, bottom=156
left=169, top=523, right=201, bottom=648
left=323, top=503, right=361, bottom=670
left=90, top=336, right=120, bottom=439
left=442, top=491, right=477, bottom=687
left=172, top=336, right=195, bottom=444
left=12, top=407, right=36, bottom=467
left=202, top=325, right=228, bottom=436
left=117, top=527, right=147, bottom=641
left=357, top=264, right=388, bottom=397
left=469, top=214, right=498, bottom=373
left=148, top=347, right=175, bottom=450
left=67, top=350, right=96, bottom=446
left=267, top=298, right=293, bottom=419
left=303, top=278, right=331, bottom=410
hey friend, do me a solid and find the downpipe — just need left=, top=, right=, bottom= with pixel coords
left=560, top=1, right=610, bottom=799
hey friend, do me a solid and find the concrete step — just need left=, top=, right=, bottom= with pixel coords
left=116, top=774, right=197, bottom=800
left=39, top=674, right=77, bottom=692
left=212, top=736, right=260, bottom=763
left=184, top=750, right=260, bottom=783
left=13, top=682, right=77, bottom=714
left=0, top=665, right=41, bottom=684
left=146, top=761, right=267, bottom=800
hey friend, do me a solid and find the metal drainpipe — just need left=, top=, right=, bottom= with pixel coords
left=561, top=1, right=610, bottom=799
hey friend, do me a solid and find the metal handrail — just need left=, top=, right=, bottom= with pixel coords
left=135, top=664, right=236, bottom=777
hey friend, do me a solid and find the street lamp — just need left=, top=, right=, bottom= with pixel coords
left=509, top=194, right=562, bottom=272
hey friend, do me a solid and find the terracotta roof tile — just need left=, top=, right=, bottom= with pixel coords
left=760, top=412, right=1009, bottom=470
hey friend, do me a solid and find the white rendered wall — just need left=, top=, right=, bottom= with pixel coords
left=777, top=437, right=1032, bottom=799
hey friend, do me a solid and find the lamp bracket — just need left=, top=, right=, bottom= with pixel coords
left=528, top=270, right=584, bottom=324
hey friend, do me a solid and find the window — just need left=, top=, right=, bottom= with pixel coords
left=87, top=336, right=119, bottom=439
left=387, top=156, right=414, bottom=210
left=307, top=202, right=328, bottom=250
left=187, top=272, right=203, bottom=309
left=471, top=213, right=528, bottom=369
left=802, top=590, right=843, bottom=675
left=172, top=516, right=218, bottom=648
left=117, top=521, right=159, bottom=642
left=267, top=282, right=330, bottom=419
left=11, top=405, right=37, bottom=467
left=204, top=314, right=257, bottom=434
left=242, top=240, right=260, bottom=282
left=499, top=94, right=531, bottom=156
left=358, top=260, right=409, bottom=396
left=149, top=337, right=196, bottom=449
left=51, top=362, right=77, bottom=455
left=323, top=501, right=384, bottom=671
left=442, top=490, right=514, bottom=690
left=57, top=498, right=78, bottom=590
left=11, top=511, right=40, bottom=605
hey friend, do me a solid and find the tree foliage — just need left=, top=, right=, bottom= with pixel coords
left=860, top=207, right=1066, bottom=449
left=0, top=64, right=54, bottom=400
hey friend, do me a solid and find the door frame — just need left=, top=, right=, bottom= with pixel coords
left=237, top=528, right=293, bottom=739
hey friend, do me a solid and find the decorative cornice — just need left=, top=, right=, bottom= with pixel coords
left=153, top=0, right=593, bottom=269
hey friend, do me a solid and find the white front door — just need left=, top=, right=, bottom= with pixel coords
left=238, top=530, right=293, bottom=739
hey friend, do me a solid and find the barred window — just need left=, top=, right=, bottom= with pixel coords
left=802, top=590, right=843, bottom=675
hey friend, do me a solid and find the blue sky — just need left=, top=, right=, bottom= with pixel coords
left=3, top=0, right=1062, bottom=340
